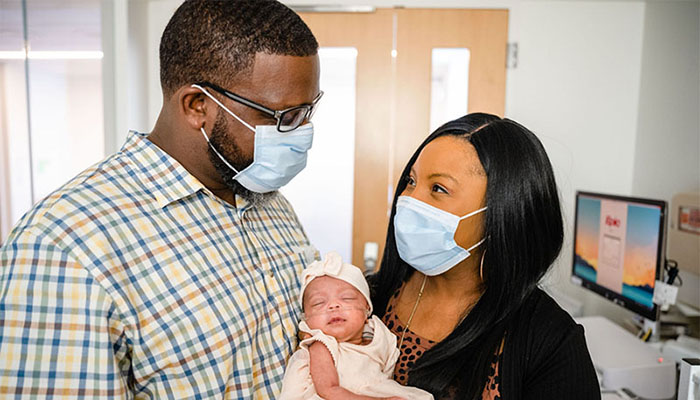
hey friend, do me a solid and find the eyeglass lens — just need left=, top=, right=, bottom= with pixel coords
left=279, top=107, right=309, bottom=132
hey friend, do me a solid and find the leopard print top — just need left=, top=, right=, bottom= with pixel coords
left=382, top=289, right=502, bottom=400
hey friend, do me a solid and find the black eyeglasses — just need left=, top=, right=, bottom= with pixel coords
left=197, top=81, right=323, bottom=133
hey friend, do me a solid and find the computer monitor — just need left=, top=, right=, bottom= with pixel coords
left=571, top=191, right=667, bottom=321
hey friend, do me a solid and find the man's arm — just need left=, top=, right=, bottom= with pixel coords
left=0, top=231, right=130, bottom=397
left=308, top=341, right=403, bottom=400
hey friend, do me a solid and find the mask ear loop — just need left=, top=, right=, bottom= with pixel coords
left=460, top=206, right=488, bottom=220
left=479, top=249, right=487, bottom=281
left=199, top=126, right=241, bottom=176
left=191, top=84, right=251, bottom=177
left=191, top=84, right=255, bottom=132
left=466, top=236, right=487, bottom=253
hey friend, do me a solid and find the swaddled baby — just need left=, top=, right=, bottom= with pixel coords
left=279, top=252, right=433, bottom=400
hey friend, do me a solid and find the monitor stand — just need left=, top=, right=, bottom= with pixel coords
left=577, top=316, right=675, bottom=399
left=638, top=315, right=660, bottom=341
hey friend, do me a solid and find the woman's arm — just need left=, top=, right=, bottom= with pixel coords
left=521, top=324, right=601, bottom=400
left=308, top=342, right=403, bottom=400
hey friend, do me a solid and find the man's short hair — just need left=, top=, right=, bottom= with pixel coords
left=159, top=0, right=318, bottom=97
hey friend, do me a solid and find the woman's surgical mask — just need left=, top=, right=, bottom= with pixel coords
left=394, top=196, right=487, bottom=276
left=192, top=84, right=314, bottom=193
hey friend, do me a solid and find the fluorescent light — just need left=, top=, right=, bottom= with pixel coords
left=0, top=50, right=104, bottom=60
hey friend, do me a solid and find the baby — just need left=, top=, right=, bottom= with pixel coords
left=279, top=252, right=433, bottom=400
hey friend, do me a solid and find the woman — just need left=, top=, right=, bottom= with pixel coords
left=369, top=113, right=600, bottom=399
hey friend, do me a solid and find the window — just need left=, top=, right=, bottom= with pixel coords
left=430, top=48, right=470, bottom=132
left=0, top=0, right=104, bottom=240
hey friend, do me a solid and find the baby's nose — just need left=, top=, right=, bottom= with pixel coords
left=328, top=301, right=341, bottom=310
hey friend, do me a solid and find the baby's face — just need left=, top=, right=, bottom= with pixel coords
left=303, top=276, right=369, bottom=344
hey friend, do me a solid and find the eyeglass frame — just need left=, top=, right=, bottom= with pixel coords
left=196, top=81, right=324, bottom=133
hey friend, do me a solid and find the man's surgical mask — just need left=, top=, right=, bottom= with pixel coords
left=394, top=196, right=487, bottom=276
left=193, top=84, right=314, bottom=193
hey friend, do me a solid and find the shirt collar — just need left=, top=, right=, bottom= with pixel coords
left=121, top=130, right=207, bottom=209
left=234, top=193, right=253, bottom=216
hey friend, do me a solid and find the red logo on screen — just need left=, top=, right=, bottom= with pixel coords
left=605, top=216, right=621, bottom=227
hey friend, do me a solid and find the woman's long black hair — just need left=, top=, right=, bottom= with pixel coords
left=369, top=113, right=564, bottom=399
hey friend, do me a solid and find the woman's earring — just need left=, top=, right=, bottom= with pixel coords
left=479, top=250, right=487, bottom=281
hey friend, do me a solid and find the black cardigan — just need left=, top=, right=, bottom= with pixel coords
left=378, top=287, right=601, bottom=399
left=492, top=288, right=600, bottom=399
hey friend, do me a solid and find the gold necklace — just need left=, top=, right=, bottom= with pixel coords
left=398, top=274, right=428, bottom=350
left=397, top=274, right=482, bottom=350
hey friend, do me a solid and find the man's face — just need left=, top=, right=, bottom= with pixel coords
left=206, top=111, right=269, bottom=204
left=207, top=52, right=321, bottom=199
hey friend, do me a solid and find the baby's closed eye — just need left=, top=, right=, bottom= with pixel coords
left=311, top=300, right=326, bottom=308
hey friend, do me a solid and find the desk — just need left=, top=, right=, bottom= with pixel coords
left=578, top=316, right=676, bottom=399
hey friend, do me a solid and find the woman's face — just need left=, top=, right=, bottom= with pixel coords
left=401, top=135, right=488, bottom=250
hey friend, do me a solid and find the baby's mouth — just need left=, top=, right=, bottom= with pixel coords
left=328, top=316, right=345, bottom=324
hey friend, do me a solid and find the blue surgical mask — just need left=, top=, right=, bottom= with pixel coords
left=394, top=196, right=487, bottom=276
left=193, top=84, right=314, bottom=193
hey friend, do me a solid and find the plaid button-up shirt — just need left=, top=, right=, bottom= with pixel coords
left=0, top=131, right=314, bottom=399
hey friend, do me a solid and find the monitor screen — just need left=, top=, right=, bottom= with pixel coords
left=571, top=191, right=667, bottom=321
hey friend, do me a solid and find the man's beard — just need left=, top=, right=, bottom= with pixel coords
left=207, top=113, right=276, bottom=208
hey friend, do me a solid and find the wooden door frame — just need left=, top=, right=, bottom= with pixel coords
left=300, top=9, right=508, bottom=269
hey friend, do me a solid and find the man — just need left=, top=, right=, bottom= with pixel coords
left=0, top=1, right=321, bottom=398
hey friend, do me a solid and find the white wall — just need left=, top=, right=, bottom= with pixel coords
left=633, top=2, right=700, bottom=200
left=504, top=1, right=652, bottom=323
left=134, top=0, right=700, bottom=324
left=630, top=0, right=700, bottom=313
left=102, top=0, right=129, bottom=155
left=146, top=0, right=181, bottom=124
left=506, top=1, right=700, bottom=322
left=128, top=0, right=151, bottom=134
left=0, top=62, right=32, bottom=235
